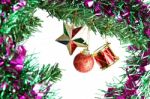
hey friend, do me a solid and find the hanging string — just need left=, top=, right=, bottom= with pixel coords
left=102, top=34, right=108, bottom=44
left=85, top=18, right=95, bottom=51
left=86, top=27, right=90, bottom=50
left=93, top=31, right=109, bottom=55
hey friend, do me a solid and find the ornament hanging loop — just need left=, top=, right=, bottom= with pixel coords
left=86, top=27, right=91, bottom=50
left=102, top=35, right=109, bottom=44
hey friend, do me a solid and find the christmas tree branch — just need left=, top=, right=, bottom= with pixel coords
left=39, top=0, right=149, bottom=50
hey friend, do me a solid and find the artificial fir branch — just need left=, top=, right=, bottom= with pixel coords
left=39, top=0, right=149, bottom=50
left=1, top=0, right=148, bottom=49
left=139, top=71, right=150, bottom=98
left=1, top=4, right=41, bottom=43
left=0, top=53, right=62, bottom=98
left=38, top=63, right=62, bottom=83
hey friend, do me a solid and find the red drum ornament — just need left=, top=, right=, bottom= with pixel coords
left=94, top=42, right=119, bottom=69
left=73, top=49, right=94, bottom=73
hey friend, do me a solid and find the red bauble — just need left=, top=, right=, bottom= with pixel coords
left=73, top=50, right=94, bottom=73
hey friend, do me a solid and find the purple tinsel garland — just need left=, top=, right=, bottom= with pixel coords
left=0, top=0, right=11, bottom=4
left=12, top=0, right=27, bottom=12
left=0, top=0, right=26, bottom=11
left=84, top=0, right=150, bottom=98
left=84, top=0, right=150, bottom=28
left=104, top=43, right=149, bottom=98
left=0, top=36, right=52, bottom=98
left=0, top=36, right=26, bottom=73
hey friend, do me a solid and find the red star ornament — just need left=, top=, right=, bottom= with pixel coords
left=56, top=24, right=87, bottom=55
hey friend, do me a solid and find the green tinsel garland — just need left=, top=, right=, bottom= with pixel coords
left=0, top=0, right=149, bottom=98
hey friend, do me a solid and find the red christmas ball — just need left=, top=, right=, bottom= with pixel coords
left=73, top=50, right=94, bottom=73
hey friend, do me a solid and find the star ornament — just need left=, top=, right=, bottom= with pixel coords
left=56, top=24, right=88, bottom=55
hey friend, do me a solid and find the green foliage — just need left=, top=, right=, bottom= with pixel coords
left=44, top=89, right=62, bottom=99
left=0, top=53, right=62, bottom=98
left=39, top=63, right=62, bottom=83
left=10, top=10, right=42, bottom=43
left=139, top=71, right=150, bottom=98
left=23, top=54, right=62, bottom=87
left=0, top=0, right=41, bottom=42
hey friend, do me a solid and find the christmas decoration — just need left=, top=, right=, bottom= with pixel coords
left=0, top=0, right=11, bottom=4
left=94, top=42, right=119, bottom=69
left=73, top=49, right=94, bottom=73
left=144, top=28, right=150, bottom=38
left=84, top=0, right=94, bottom=8
left=0, top=0, right=149, bottom=98
left=12, top=0, right=26, bottom=12
left=56, top=23, right=87, bottom=55
left=94, top=2, right=101, bottom=16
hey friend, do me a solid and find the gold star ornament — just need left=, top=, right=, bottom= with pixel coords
left=56, top=23, right=88, bottom=55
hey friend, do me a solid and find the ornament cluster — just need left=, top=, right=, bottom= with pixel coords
left=73, top=43, right=119, bottom=73
left=56, top=24, right=118, bottom=73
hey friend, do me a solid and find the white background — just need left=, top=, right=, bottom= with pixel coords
left=23, top=9, right=131, bottom=99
